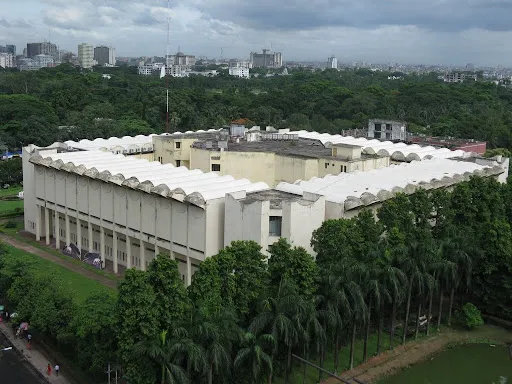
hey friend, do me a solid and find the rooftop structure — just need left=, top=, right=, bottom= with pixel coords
left=64, top=135, right=157, bottom=155
left=294, top=130, right=470, bottom=161
left=276, top=157, right=507, bottom=217
left=407, top=136, right=487, bottom=154
left=368, top=119, right=407, bottom=141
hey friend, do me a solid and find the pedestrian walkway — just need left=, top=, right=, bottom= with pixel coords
left=0, top=320, right=71, bottom=384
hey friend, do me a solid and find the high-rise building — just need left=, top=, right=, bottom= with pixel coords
left=327, top=56, right=338, bottom=69
left=18, top=54, right=54, bottom=71
left=166, top=51, right=196, bottom=67
left=0, top=45, right=16, bottom=56
left=229, top=61, right=250, bottom=78
left=78, top=43, right=94, bottom=69
left=26, top=42, right=58, bottom=59
left=250, top=49, right=283, bottom=68
left=94, top=46, right=116, bottom=66
left=0, top=53, right=15, bottom=68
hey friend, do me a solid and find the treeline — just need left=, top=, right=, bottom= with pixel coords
left=2, top=64, right=512, bottom=149
left=1, top=176, right=511, bottom=384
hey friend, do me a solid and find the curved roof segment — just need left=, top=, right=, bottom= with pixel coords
left=30, top=151, right=269, bottom=208
left=293, top=130, right=471, bottom=161
left=64, top=135, right=158, bottom=154
left=276, top=158, right=504, bottom=212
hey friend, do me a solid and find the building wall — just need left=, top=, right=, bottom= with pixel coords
left=23, top=156, right=231, bottom=284
left=78, top=43, right=94, bottom=69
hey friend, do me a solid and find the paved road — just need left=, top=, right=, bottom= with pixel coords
left=0, top=233, right=118, bottom=289
left=0, top=332, right=46, bottom=384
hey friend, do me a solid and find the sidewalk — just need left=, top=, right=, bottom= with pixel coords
left=0, top=320, right=71, bottom=384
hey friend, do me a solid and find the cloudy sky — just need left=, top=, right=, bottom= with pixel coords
left=1, top=0, right=511, bottom=65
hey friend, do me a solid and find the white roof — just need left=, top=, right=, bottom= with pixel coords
left=64, top=135, right=157, bottom=153
left=276, top=158, right=503, bottom=211
left=294, top=130, right=471, bottom=161
left=30, top=150, right=268, bottom=208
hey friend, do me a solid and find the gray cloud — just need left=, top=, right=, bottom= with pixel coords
left=133, top=10, right=160, bottom=26
left=0, top=18, right=32, bottom=28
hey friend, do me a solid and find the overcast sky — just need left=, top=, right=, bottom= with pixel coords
left=1, top=0, right=511, bottom=65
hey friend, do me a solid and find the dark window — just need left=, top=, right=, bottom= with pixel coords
left=341, top=165, right=347, bottom=173
left=374, top=123, right=381, bottom=132
left=269, top=216, right=282, bottom=237
left=176, top=160, right=181, bottom=167
left=175, top=142, right=181, bottom=149
left=325, top=163, right=329, bottom=169
left=386, top=124, right=392, bottom=130
left=386, top=133, right=391, bottom=140
left=212, top=164, right=221, bottom=172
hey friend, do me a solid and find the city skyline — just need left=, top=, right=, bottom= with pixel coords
left=1, top=0, right=512, bottom=66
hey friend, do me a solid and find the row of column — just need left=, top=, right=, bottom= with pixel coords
left=34, top=205, right=193, bottom=284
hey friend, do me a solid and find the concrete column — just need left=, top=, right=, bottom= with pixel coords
left=126, top=235, right=132, bottom=269
left=88, top=221, right=93, bottom=253
left=100, top=226, right=105, bottom=265
left=140, top=239, right=146, bottom=271
left=155, top=244, right=159, bottom=257
left=186, top=256, right=192, bottom=286
left=44, top=207, right=50, bottom=245
left=77, top=217, right=82, bottom=252
left=35, top=205, right=41, bottom=241
left=113, top=231, right=118, bottom=274
left=54, top=211, right=60, bottom=250
left=65, top=213, right=70, bottom=245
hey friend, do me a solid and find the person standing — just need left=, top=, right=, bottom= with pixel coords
left=47, top=363, right=52, bottom=376
left=27, top=334, right=32, bottom=350
left=55, top=364, right=60, bottom=376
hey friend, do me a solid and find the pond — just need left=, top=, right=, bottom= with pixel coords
left=380, top=344, right=512, bottom=384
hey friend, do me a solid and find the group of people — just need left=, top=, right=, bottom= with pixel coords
left=47, top=363, right=60, bottom=376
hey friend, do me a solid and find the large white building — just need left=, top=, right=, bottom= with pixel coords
left=78, top=43, right=94, bottom=69
left=22, top=130, right=509, bottom=282
left=229, top=61, right=250, bottom=78
left=327, top=56, right=338, bottom=69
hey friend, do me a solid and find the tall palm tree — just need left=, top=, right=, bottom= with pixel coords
left=190, top=306, right=240, bottom=384
left=234, top=332, right=275, bottom=384
left=249, top=279, right=307, bottom=384
left=300, top=299, right=326, bottom=383
left=134, top=329, right=188, bottom=384
left=400, top=241, right=432, bottom=344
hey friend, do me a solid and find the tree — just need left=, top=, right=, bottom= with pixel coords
left=116, top=269, right=160, bottom=384
left=234, top=332, right=275, bottom=384
left=268, top=238, right=318, bottom=299
left=148, top=255, right=189, bottom=330
left=134, top=330, right=188, bottom=384
left=250, top=280, right=307, bottom=384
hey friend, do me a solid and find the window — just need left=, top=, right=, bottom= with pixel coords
left=211, top=164, right=221, bottom=172
left=175, top=142, right=181, bottom=149
left=325, top=163, right=329, bottom=169
left=93, top=241, right=98, bottom=251
left=176, top=160, right=181, bottom=167
left=269, top=216, right=282, bottom=237
left=158, top=156, right=162, bottom=163
left=386, top=124, right=392, bottom=130
left=341, top=165, right=347, bottom=173
left=374, top=123, right=381, bottom=132
left=386, top=133, right=391, bottom=140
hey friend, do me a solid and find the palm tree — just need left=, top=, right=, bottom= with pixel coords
left=134, top=329, right=188, bottom=384
left=249, top=279, right=307, bottom=384
left=190, top=306, right=240, bottom=384
left=234, top=332, right=275, bottom=384
left=300, top=299, right=326, bottom=383
left=400, top=241, right=432, bottom=344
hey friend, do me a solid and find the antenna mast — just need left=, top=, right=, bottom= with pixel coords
left=165, top=0, right=171, bottom=133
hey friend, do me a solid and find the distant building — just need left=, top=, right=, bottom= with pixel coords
left=0, top=45, right=16, bottom=55
left=327, top=56, right=337, bottom=69
left=0, top=53, right=15, bottom=68
left=18, top=54, right=54, bottom=71
left=138, top=63, right=162, bottom=76
left=368, top=119, right=407, bottom=141
left=229, top=61, right=250, bottom=78
left=94, top=46, right=116, bottom=66
left=27, top=42, right=58, bottom=60
left=250, top=49, right=282, bottom=68
left=78, top=43, right=94, bottom=69
left=166, top=52, right=196, bottom=67
left=443, top=72, right=477, bottom=83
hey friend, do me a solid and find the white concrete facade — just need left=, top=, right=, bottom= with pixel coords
left=23, top=146, right=267, bottom=284
left=78, top=43, right=94, bottom=69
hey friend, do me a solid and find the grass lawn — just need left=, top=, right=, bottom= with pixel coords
left=0, top=199, right=23, bottom=213
left=0, top=185, right=22, bottom=198
left=2, top=245, right=115, bottom=302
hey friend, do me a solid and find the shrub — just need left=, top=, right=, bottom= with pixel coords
left=3, top=220, right=17, bottom=229
left=460, top=302, right=484, bottom=329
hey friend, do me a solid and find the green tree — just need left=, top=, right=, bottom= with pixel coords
left=116, top=269, right=160, bottom=384
left=234, top=332, right=275, bottom=384
left=268, top=238, right=318, bottom=299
